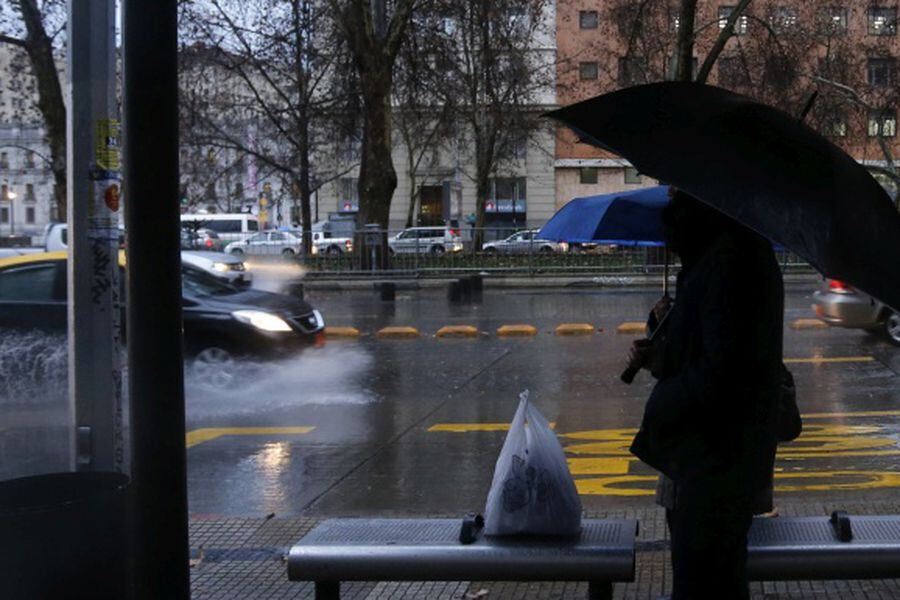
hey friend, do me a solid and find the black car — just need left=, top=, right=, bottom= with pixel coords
left=0, top=253, right=325, bottom=367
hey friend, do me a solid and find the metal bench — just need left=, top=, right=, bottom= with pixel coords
left=748, top=512, right=900, bottom=580
left=287, top=518, right=638, bottom=600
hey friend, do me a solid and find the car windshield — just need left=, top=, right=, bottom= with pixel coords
left=182, top=266, right=239, bottom=297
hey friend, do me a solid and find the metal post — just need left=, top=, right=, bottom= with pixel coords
left=123, top=1, right=189, bottom=598
left=67, top=0, right=124, bottom=473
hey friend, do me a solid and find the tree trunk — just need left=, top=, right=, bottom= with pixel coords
left=18, top=0, right=67, bottom=220
left=406, top=166, right=418, bottom=228
left=675, top=0, right=698, bottom=82
left=358, top=73, right=397, bottom=229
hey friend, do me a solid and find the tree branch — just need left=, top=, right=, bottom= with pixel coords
left=0, top=34, right=28, bottom=48
left=695, top=0, right=753, bottom=83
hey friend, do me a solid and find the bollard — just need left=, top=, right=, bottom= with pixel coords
left=468, top=274, right=483, bottom=303
left=379, top=282, right=396, bottom=302
left=288, top=281, right=305, bottom=300
left=458, top=277, right=473, bottom=302
left=447, top=280, right=463, bottom=303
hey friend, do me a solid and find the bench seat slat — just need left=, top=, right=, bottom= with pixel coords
left=288, top=518, right=637, bottom=582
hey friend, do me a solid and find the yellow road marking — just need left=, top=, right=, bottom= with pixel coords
left=555, top=323, right=595, bottom=336
left=436, top=325, right=479, bottom=338
left=791, top=318, right=829, bottom=330
left=616, top=322, right=647, bottom=334
left=325, top=326, right=360, bottom=338
left=804, top=409, right=900, bottom=419
left=497, top=324, right=538, bottom=337
left=375, top=326, right=420, bottom=339
left=784, top=356, right=875, bottom=364
left=568, top=457, right=633, bottom=475
left=427, top=422, right=556, bottom=432
left=185, top=426, right=315, bottom=448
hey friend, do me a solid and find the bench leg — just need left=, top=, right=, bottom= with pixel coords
left=315, top=581, right=340, bottom=600
left=588, top=581, right=613, bottom=600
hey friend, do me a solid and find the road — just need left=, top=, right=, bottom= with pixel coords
left=179, top=284, right=900, bottom=517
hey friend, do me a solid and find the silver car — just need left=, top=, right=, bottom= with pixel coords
left=812, top=279, right=900, bottom=346
left=181, top=250, right=252, bottom=287
left=388, top=226, right=463, bottom=254
left=225, top=231, right=303, bottom=257
left=482, top=230, right=569, bottom=254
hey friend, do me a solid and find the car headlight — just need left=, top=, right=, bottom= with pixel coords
left=311, top=245, right=319, bottom=255
left=312, top=309, right=325, bottom=329
left=213, top=262, right=231, bottom=272
left=559, top=242, right=569, bottom=252
left=232, top=310, right=292, bottom=332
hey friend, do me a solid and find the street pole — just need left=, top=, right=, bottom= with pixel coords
left=123, top=1, right=189, bottom=597
left=67, top=0, right=124, bottom=473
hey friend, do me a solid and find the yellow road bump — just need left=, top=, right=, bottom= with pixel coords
left=497, top=324, right=538, bottom=337
left=784, top=356, right=874, bottom=364
left=325, top=326, right=360, bottom=338
left=436, top=325, right=479, bottom=338
left=616, top=322, right=647, bottom=334
left=186, top=426, right=315, bottom=449
left=555, top=323, right=595, bottom=336
left=791, top=318, right=828, bottom=330
left=375, top=326, right=421, bottom=339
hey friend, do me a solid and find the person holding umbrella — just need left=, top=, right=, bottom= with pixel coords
left=626, top=188, right=784, bottom=599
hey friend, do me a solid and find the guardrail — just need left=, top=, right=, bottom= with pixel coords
left=223, top=227, right=813, bottom=278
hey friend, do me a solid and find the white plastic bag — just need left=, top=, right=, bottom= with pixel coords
left=483, top=390, right=582, bottom=536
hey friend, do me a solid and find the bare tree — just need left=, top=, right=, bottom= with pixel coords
left=179, top=0, right=354, bottom=252
left=0, top=0, right=67, bottom=219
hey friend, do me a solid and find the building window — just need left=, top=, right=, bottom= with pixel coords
left=25, top=151, right=35, bottom=169
left=819, top=7, right=848, bottom=35
left=25, top=184, right=35, bottom=202
left=485, top=177, right=527, bottom=215
left=618, top=57, right=648, bottom=86
left=25, top=206, right=35, bottom=224
left=338, top=177, right=359, bottom=212
left=505, top=133, right=527, bottom=162
left=868, top=110, right=897, bottom=137
left=205, top=181, right=216, bottom=201
left=667, top=55, right=698, bottom=80
left=580, top=167, right=598, bottom=184
left=868, top=57, right=897, bottom=86
left=579, top=61, right=598, bottom=80
left=624, top=167, right=642, bottom=184
left=829, top=119, right=848, bottom=137
left=771, top=6, right=798, bottom=32
left=670, top=15, right=680, bottom=32
left=0, top=152, right=7, bottom=169
left=0, top=207, right=8, bottom=224
left=718, top=56, right=751, bottom=87
left=579, top=10, right=598, bottom=29
left=869, top=7, right=897, bottom=35
left=719, top=6, right=749, bottom=34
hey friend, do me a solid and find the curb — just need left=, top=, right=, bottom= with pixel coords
left=616, top=322, right=647, bottom=334
left=555, top=323, right=595, bottom=336
left=375, top=326, right=421, bottom=339
left=791, top=318, right=828, bottom=330
left=436, top=325, right=479, bottom=338
left=497, top=324, right=538, bottom=337
left=324, top=326, right=361, bottom=338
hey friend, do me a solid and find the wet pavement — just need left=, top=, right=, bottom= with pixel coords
left=3, top=284, right=900, bottom=520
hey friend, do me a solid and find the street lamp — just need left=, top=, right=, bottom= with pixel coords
left=2, top=181, right=16, bottom=237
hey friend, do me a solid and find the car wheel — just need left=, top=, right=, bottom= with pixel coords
left=230, top=248, right=244, bottom=256
left=539, top=246, right=554, bottom=253
left=884, top=311, right=900, bottom=346
left=326, top=245, right=342, bottom=256
left=430, top=245, right=445, bottom=255
left=281, top=248, right=295, bottom=257
left=484, top=247, right=498, bottom=254
left=192, top=347, right=235, bottom=387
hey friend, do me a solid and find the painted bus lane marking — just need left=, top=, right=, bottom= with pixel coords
left=185, top=427, right=315, bottom=448
left=429, top=411, right=900, bottom=496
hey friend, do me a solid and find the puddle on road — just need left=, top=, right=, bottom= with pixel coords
left=185, top=345, right=376, bottom=416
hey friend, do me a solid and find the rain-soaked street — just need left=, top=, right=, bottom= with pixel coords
left=3, top=283, right=900, bottom=518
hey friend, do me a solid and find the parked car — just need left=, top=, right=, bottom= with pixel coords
left=225, top=230, right=303, bottom=257
left=812, top=279, right=900, bottom=346
left=482, top=230, right=568, bottom=254
left=311, top=230, right=353, bottom=256
left=180, top=213, right=260, bottom=243
left=0, top=252, right=325, bottom=363
left=181, top=227, right=224, bottom=252
left=181, top=250, right=252, bottom=287
left=388, top=226, right=463, bottom=255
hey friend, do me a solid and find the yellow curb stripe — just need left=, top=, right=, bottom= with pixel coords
left=324, top=326, right=360, bottom=338
left=436, top=325, right=479, bottom=338
left=186, top=426, right=315, bottom=448
left=802, top=409, right=900, bottom=419
left=616, top=322, right=647, bottom=334
left=791, top=318, right=829, bottom=330
left=784, top=356, right=875, bottom=364
left=375, top=326, right=420, bottom=339
left=555, top=323, right=595, bottom=336
left=497, top=324, right=538, bottom=337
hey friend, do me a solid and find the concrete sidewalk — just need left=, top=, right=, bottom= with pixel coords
left=189, top=499, right=900, bottom=599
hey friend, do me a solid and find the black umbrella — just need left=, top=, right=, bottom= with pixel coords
left=547, top=82, right=900, bottom=311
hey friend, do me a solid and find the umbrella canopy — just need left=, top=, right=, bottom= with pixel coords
left=547, top=82, right=900, bottom=311
left=538, top=186, right=669, bottom=246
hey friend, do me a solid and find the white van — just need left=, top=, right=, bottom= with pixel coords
left=181, top=213, right=260, bottom=242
